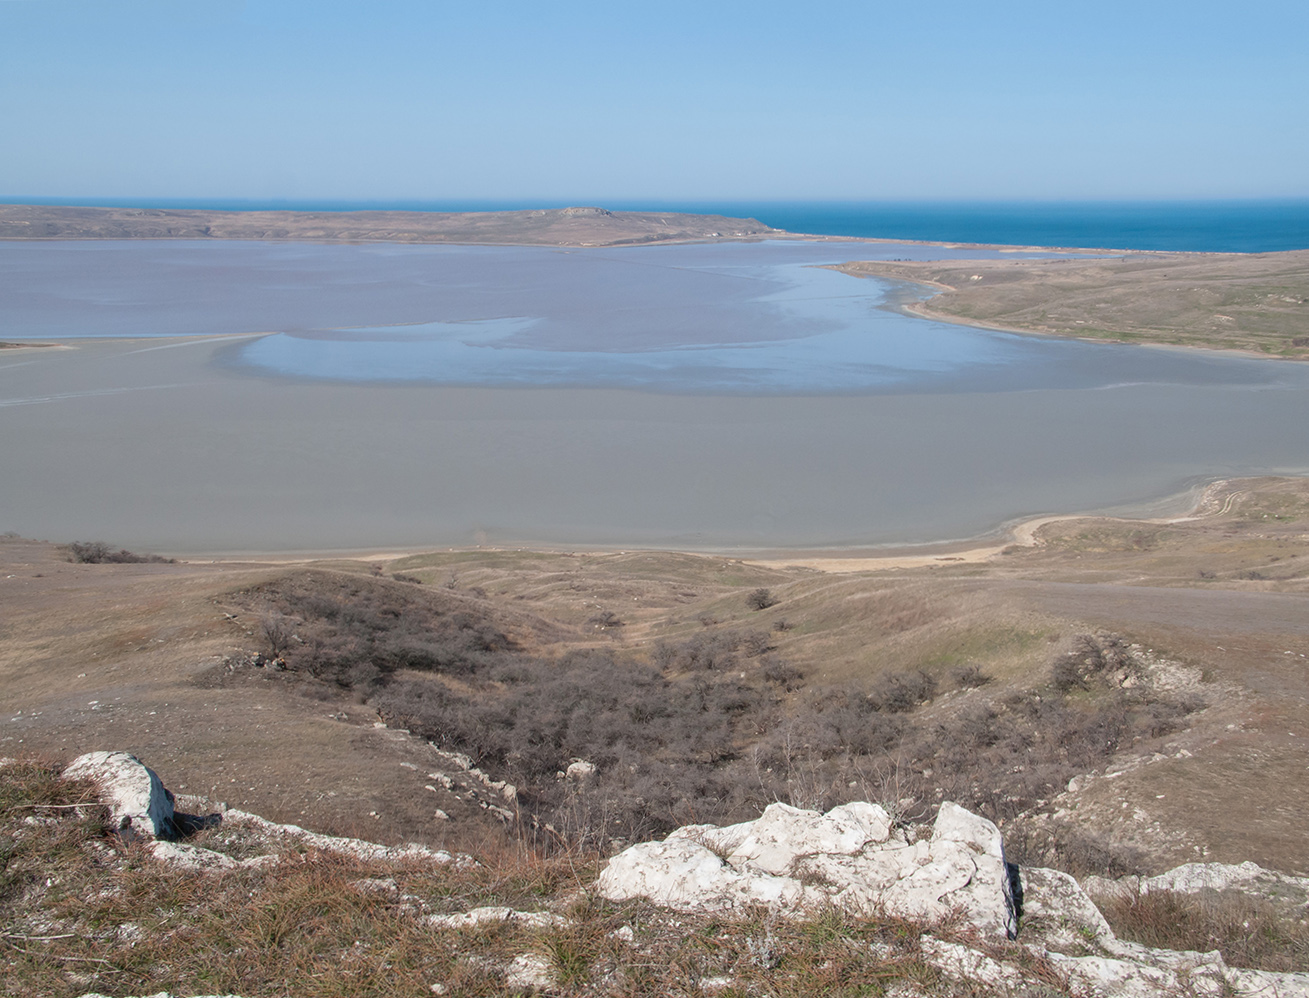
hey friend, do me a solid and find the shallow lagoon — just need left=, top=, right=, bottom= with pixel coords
left=2, top=240, right=1308, bottom=552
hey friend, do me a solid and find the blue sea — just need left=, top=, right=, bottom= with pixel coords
left=7, top=197, right=1309, bottom=253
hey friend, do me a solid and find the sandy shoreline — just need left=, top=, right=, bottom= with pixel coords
left=176, top=481, right=1242, bottom=573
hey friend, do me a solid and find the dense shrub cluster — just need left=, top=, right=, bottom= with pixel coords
left=66, top=540, right=172, bottom=564
left=230, top=576, right=1206, bottom=862
left=237, top=572, right=516, bottom=690
left=376, top=649, right=781, bottom=846
left=651, top=629, right=774, bottom=673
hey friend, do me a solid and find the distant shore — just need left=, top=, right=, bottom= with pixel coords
left=0, top=203, right=780, bottom=248
left=837, top=251, right=1309, bottom=360
left=5, top=202, right=1306, bottom=360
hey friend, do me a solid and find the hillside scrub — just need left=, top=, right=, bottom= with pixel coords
left=231, top=576, right=1205, bottom=866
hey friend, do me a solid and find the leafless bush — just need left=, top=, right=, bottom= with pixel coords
left=761, top=658, right=805, bottom=691
left=952, top=663, right=993, bottom=689
left=869, top=670, right=938, bottom=713
left=1003, top=824, right=1148, bottom=879
left=1051, top=633, right=1134, bottom=692
left=66, top=540, right=172, bottom=564
left=746, top=587, right=778, bottom=611
left=259, top=612, right=296, bottom=657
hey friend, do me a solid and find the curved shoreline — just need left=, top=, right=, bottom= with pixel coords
left=180, top=478, right=1253, bottom=570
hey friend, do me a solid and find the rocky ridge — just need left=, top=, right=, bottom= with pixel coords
left=56, top=751, right=1309, bottom=997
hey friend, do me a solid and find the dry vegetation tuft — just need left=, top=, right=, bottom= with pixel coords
left=1097, top=888, right=1309, bottom=973
left=0, top=759, right=1017, bottom=997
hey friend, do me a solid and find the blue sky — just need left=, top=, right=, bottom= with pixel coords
left=2, top=0, right=1307, bottom=201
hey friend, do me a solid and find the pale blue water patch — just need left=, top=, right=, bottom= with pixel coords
left=228, top=240, right=1287, bottom=395
left=1, top=238, right=1297, bottom=395
left=237, top=253, right=1027, bottom=392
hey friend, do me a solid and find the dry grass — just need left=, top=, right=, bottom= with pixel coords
left=833, top=251, right=1309, bottom=357
left=1097, top=888, right=1309, bottom=973
left=1, top=759, right=1035, bottom=998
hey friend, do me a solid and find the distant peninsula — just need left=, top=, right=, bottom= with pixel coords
left=0, top=203, right=777, bottom=247
left=835, top=250, right=1309, bottom=360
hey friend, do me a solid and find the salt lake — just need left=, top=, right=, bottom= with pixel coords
left=2, top=239, right=1307, bottom=553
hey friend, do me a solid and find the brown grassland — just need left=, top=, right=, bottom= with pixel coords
left=834, top=250, right=1309, bottom=358
left=3, top=477, right=1309, bottom=994
left=0, top=205, right=774, bottom=248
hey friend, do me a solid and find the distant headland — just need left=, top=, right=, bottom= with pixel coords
left=0, top=203, right=778, bottom=247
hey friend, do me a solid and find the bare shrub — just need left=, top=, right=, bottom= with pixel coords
left=746, top=587, right=778, bottom=611
left=761, top=658, right=805, bottom=690
left=1051, top=633, right=1134, bottom=692
left=870, top=670, right=937, bottom=713
left=1003, top=824, right=1148, bottom=879
left=66, top=540, right=172, bottom=564
left=952, top=663, right=993, bottom=689
left=232, top=572, right=517, bottom=689
left=259, top=612, right=296, bottom=657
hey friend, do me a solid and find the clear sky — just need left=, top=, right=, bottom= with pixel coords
left=2, top=0, right=1306, bottom=202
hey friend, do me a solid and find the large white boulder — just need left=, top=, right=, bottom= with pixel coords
left=64, top=750, right=175, bottom=840
left=599, top=800, right=1015, bottom=939
left=596, top=837, right=818, bottom=910
left=724, top=801, right=892, bottom=875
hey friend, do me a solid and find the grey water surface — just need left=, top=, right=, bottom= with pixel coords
left=2, top=239, right=1307, bottom=552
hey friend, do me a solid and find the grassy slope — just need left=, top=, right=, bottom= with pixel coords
left=2, top=479, right=1308, bottom=874
left=833, top=251, right=1309, bottom=357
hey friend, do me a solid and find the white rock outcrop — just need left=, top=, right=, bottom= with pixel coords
left=64, top=750, right=175, bottom=840
left=425, top=906, right=567, bottom=930
left=222, top=809, right=464, bottom=866
left=600, top=800, right=1017, bottom=939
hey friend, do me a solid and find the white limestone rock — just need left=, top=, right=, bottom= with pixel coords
left=1225, top=967, right=1309, bottom=998
left=1143, top=861, right=1309, bottom=903
left=65, top=750, right=175, bottom=840
left=666, top=817, right=756, bottom=857
left=564, top=760, right=596, bottom=782
left=222, top=809, right=466, bottom=866
left=600, top=800, right=1014, bottom=938
left=426, top=906, right=567, bottom=930
left=148, top=840, right=278, bottom=872
left=1047, top=951, right=1229, bottom=998
left=919, top=937, right=1030, bottom=991
left=1019, top=865, right=1115, bottom=951
left=597, top=837, right=818, bottom=911
left=726, top=801, right=892, bottom=875
left=504, top=953, right=554, bottom=990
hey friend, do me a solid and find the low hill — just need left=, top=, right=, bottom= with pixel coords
left=0, top=204, right=776, bottom=247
